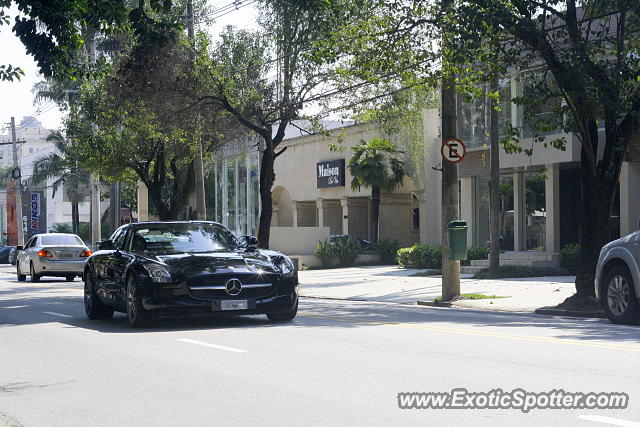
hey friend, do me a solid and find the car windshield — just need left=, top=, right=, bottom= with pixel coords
left=40, top=235, right=84, bottom=246
left=130, top=223, right=238, bottom=253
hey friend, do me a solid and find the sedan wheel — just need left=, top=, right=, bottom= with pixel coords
left=604, top=265, right=640, bottom=325
left=126, top=276, right=147, bottom=328
left=17, top=264, right=26, bottom=282
left=30, top=263, right=40, bottom=283
left=84, top=272, right=114, bottom=320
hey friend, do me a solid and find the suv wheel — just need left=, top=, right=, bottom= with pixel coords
left=84, top=272, right=114, bottom=320
left=603, top=265, right=640, bottom=325
left=267, top=299, right=298, bottom=322
left=126, top=275, right=147, bottom=328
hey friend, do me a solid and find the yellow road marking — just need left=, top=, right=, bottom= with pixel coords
left=299, top=313, right=640, bottom=353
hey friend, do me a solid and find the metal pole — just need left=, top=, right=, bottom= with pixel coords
left=10, top=117, right=24, bottom=246
left=440, top=0, right=460, bottom=301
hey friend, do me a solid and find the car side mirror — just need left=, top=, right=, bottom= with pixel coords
left=98, top=239, right=114, bottom=250
left=16, top=245, right=23, bottom=251
left=241, top=236, right=259, bottom=251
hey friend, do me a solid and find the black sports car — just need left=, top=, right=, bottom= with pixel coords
left=83, top=221, right=298, bottom=327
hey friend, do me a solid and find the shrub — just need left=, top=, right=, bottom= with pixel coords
left=333, top=236, right=360, bottom=267
left=560, top=244, right=580, bottom=275
left=462, top=246, right=490, bottom=266
left=314, top=240, right=336, bottom=268
left=375, top=238, right=400, bottom=264
left=397, top=243, right=442, bottom=269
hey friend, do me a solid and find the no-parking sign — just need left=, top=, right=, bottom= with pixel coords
left=441, top=138, right=467, bottom=163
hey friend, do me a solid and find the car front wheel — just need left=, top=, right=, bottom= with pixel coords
left=84, top=272, right=114, bottom=320
left=267, top=299, right=298, bottom=322
left=603, top=265, right=640, bottom=325
left=126, top=275, right=147, bottom=328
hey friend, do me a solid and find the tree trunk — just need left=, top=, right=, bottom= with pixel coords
left=489, top=78, right=500, bottom=273
left=371, top=186, right=381, bottom=243
left=257, top=147, right=275, bottom=249
left=72, top=201, right=79, bottom=235
left=574, top=164, right=617, bottom=297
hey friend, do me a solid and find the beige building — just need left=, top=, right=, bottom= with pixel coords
left=270, top=122, right=422, bottom=248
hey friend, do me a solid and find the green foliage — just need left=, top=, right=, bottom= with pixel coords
left=349, top=138, right=405, bottom=192
left=374, top=238, right=400, bottom=265
left=473, top=266, right=571, bottom=279
left=397, top=244, right=442, bottom=269
left=462, top=246, right=489, bottom=266
left=314, top=240, right=336, bottom=268
left=560, top=244, right=581, bottom=275
left=50, top=223, right=73, bottom=233
left=332, top=236, right=360, bottom=267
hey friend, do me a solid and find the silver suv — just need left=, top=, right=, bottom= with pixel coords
left=595, top=229, right=640, bottom=324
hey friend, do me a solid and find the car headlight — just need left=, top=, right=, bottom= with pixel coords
left=143, top=263, right=172, bottom=283
left=279, top=256, right=295, bottom=276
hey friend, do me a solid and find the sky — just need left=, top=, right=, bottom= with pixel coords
left=0, top=1, right=258, bottom=133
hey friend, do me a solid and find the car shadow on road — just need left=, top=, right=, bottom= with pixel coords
left=2, top=285, right=640, bottom=344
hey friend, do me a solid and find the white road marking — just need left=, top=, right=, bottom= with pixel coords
left=177, top=338, right=247, bottom=353
left=4, top=305, right=28, bottom=309
left=579, top=415, right=640, bottom=426
left=43, top=311, right=72, bottom=318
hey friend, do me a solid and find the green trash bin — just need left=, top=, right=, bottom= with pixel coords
left=447, top=220, right=468, bottom=260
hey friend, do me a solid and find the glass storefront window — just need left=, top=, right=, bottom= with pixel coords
left=474, top=176, right=490, bottom=247
left=237, top=155, right=248, bottom=235
left=216, top=162, right=223, bottom=223
left=227, top=159, right=236, bottom=232
left=499, top=176, right=514, bottom=251
left=525, top=171, right=546, bottom=250
left=250, top=152, right=260, bottom=236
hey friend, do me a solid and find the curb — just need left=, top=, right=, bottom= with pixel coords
left=534, top=307, right=604, bottom=319
left=417, top=300, right=452, bottom=307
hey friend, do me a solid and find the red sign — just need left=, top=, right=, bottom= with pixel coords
left=441, top=138, right=466, bottom=163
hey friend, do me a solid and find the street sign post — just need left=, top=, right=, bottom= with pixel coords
left=441, top=138, right=467, bottom=163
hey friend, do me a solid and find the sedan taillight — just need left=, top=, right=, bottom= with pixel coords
left=80, top=250, right=92, bottom=257
left=38, top=250, right=53, bottom=258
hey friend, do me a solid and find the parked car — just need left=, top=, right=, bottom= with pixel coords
left=595, top=228, right=640, bottom=324
left=329, top=234, right=373, bottom=251
left=0, top=246, right=15, bottom=264
left=16, top=233, right=91, bottom=282
left=8, top=247, right=18, bottom=265
left=83, top=221, right=299, bottom=327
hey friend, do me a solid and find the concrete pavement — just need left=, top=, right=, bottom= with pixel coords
left=299, top=265, right=577, bottom=313
left=2, top=268, right=640, bottom=426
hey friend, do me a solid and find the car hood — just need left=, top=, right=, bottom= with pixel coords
left=143, top=250, right=282, bottom=275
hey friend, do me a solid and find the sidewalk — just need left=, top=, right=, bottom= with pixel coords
left=298, top=265, right=577, bottom=314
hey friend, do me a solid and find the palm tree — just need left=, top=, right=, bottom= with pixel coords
left=31, top=131, right=90, bottom=235
left=348, top=138, right=405, bottom=243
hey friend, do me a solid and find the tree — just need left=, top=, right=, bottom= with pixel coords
left=31, top=131, right=89, bottom=234
left=196, top=0, right=343, bottom=248
left=304, top=0, right=640, bottom=298
left=0, top=0, right=181, bottom=81
left=348, top=138, right=405, bottom=243
left=67, top=27, right=233, bottom=220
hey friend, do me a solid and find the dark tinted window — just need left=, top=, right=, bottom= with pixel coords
left=131, top=223, right=237, bottom=253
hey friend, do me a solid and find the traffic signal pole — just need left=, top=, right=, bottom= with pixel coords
left=10, top=117, right=24, bottom=246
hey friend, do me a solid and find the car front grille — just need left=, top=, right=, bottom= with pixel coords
left=187, top=273, right=277, bottom=300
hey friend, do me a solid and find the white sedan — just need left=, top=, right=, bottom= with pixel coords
left=16, top=233, right=92, bottom=282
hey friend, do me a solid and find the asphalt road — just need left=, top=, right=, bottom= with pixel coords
left=2, top=271, right=640, bottom=426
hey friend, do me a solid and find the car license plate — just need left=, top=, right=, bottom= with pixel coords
left=57, top=252, right=74, bottom=259
left=220, top=300, right=248, bottom=310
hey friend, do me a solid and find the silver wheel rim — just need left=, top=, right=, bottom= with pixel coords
left=607, top=275, right=630, bottom=316
left=84, top=276, right=92, bottom=307
left=127, top=279, right=137, bottom=320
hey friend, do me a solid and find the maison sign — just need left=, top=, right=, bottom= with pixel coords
left=317, top=159, right=345, bottom=188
